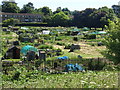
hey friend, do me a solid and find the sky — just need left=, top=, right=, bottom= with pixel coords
left=1, top=0, right=120, bottom=11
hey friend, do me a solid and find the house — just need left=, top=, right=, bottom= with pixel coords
left=0, top=12, right=42, bottom=22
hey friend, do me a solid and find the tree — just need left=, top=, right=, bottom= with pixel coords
left=2, top=2, right=20, bottom=13
left=40, top=6, right=52, bottom=16
left=90, top=6, right=116, bottom=28
left=20, top=2, right=34, bottom=13
left=52, top=11, right=70, bottom=26
left=36, top=6, right=53, bottom=23
left=3, top=18, right=20, bottom=26
left=62, top=8, right=71, bottom=15
left=112, top=5, right=120, bottom=18
left=103, top=19, right=120, bottom=64
left=72, top=8, right=96, bottom=28
left=53, top=7, right=62, bottom=14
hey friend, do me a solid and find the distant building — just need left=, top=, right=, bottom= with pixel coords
left=0, top=12, right=42, bottom=22
left=112, top=1, right=120, bottom=16
left=1, top=0, right=42, bottom=22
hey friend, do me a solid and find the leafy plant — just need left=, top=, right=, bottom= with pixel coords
left=38, top=44, right=53, bottom=49
left=103, top=19, right=120, bottom=64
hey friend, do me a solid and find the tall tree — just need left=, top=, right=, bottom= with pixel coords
left=103, top=19, right=120, bottom=64
left=90, top=6, right=116, bottom=28
left=37, top=6, right=53, bottom=22
left=2, top=2, right=20, bottom=13
left=62, top=8, right=71, bottom=15
left=40, top=6, right=52, bottom=16
left=53, top=7, right=62, bottom=14
left=112, top=5, right=120, bottom=18
left=72, top=8, right=96, bottom=28
left=52, top=11, right=70, bottom=26
left=20, top=2, right=34, bottom=13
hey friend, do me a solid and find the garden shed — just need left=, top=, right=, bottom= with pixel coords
left=4, top=46, right=20, bottom=59
left=12, top=27, right=19, bottom=32
left=68, top=29, right=80, bottom=36
left=70, top=44, right=80, bottom=50
left=20, top=37, right=34, bottom=43
left=42, top=30, right=50, bottom=35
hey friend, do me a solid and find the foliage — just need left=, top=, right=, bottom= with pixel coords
left=112, top=5, right=120, bottom=18
left=2, top=68, right=118, bottom=88
left=16, top=22, right=47, bottom=26
left=40, top=6, right=53, bottom=16
left=72, top=8, right=96, bottom=28
left=73, top=37, right=78, bottom=41
left=52, top=11, right=70, bottom=26
left=56, top=42, right=65, bottom=46
left=20, top=2, right=34, bottom=13
left=2, top=2, right=118, bottom=28
left=38, top=44, right=53, bottom=49
left=3, top=18, right=20, bottom=26
left=64, top=44, right=71, bottom=49
left=91, top=6, right=117, bottom=28
left=84, top=34, right=96, bottom=39
left=55, top=37, right=62, bottom=41
left=103, top=19, right=120, bottom=64
left=53, top=7, right=62, bottom=14
left=72, top=7, right=117, bottom=28
left=36, top=6, right=53, bottom=23
left=2, top=2, right=20, bottom=13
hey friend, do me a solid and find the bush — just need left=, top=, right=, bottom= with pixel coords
left=56, top=48, right=62, bottom=52
left=56, top=52, right=63, bottom=56
left=38, top=44, right=53, bottom=49
left=73, top=37, right=78, bottom=41
left=84, top=34, right=96, bottom=39
left=55, top=37, right=62, bottom=41
left=3, top=18, right=19, bottom=26
left=64, top=44, right=71, bottom=49
left=88, top=59, right=105, bottom=70
left=56, top=42, right=65, bottom=46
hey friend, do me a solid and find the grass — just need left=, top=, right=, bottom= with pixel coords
left=1, top=27, right=119, bottom=88
left=2, top=71, right=118, bottom=88
left=4, top=59, right=21, bottom=62
left=51, top=43, right=105, bottom=59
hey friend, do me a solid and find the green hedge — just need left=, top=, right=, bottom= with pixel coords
left=15, top=22, right=48, bottom=26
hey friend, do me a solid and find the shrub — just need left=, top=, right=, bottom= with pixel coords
left=64, top=44, right=71, bottom=49
left=88, top=59, right=105, bottom=70
left=56, top=52, right=63, bottom=56
left=84, top=34, right=96, bottom=39
left=56, top=42, right=65, bottom=46
left=38, top=44, right=53, bottom=49
left=73, top=37, right=78, bottom=41
left=55, top=37, right=62, bottom=41
left=56, top=48, right=62, bottom=52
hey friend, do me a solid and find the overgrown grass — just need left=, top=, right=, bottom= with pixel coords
left=2, top=71, right=118, bottom=88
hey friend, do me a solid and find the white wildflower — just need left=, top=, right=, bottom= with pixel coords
left=90, top=82, right=96, bottom=84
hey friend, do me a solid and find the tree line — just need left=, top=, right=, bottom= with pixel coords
left=2, top=2, right=120, bottom=28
